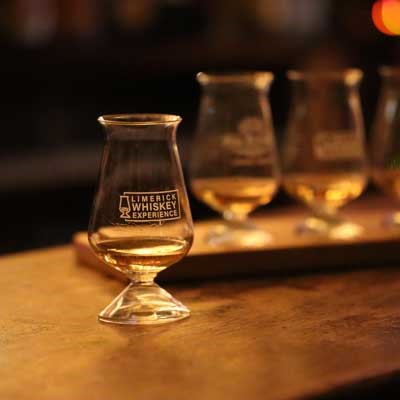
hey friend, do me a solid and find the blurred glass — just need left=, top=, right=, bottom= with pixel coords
left=282, top=69, right=368, bottom=239
left=190, top=72, right=280, bottom=247
left=371, top=67, right=400, bottom=226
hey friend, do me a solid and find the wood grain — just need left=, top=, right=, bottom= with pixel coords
left=74, top=196, right=400, bottom=282
left=2, top=245, right=400, bottom=399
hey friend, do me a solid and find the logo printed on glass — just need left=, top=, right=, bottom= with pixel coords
left=313, top=131, right=364, bottom=161
left=119, top=189, right=181, bottom=222
left=221, top=117, right=274, bottom=166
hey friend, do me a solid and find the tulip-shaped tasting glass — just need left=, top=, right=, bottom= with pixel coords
left=88, top=114, right=194, bottom=325
left=371, top=67, right=400, bottom=227
left=282, top=70, right=368, bottom=239
left=190, top=72, right=280, bottom=247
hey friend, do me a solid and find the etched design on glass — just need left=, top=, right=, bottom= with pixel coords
left=119, top=190, right=181, bottom=222
left=221, top=117, right=274, bottom=166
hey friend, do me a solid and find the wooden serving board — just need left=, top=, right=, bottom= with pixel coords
left=73, top=196, right=400, bottom=282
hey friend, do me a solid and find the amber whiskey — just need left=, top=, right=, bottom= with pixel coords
left=284, top=172, right=366, bottom=210
left=191, top=177, right=278, bottom=215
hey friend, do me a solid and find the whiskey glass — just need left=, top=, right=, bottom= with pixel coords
left=282, top=70, right=368, bottom=239
left=190, top=72, right=280, bottom=247
left=88, top=114, right=194, bottom=325
left=371, top=67, right=400, bottom=227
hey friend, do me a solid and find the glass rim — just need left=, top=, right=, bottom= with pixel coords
left=379, top=66, right=400, bottom=77
left=287, top=69, right=363, bottom=84
left=196, top=71, right=274, bottom=87
left=98, top=114, right=182, bottom=126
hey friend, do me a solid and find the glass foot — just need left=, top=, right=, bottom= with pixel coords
left=206, top=221, right=272, bottom=248
left=98, top=282, right=190, bottom=325
left=297, top=216, right=364, bottom=240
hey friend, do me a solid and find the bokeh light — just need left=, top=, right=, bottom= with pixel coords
left=372, top=1, right=395, bottom=35
left=382, top=0, right=400, bottom=34
left=372, top=0, right=400, bottom=35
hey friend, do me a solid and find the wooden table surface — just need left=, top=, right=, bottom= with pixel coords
left=2, top=246, right=400, bottom=400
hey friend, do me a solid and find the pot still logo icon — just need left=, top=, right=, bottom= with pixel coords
left=119, top=195, right=131, bottom=219
left=118, top=190, right=181, bottom=223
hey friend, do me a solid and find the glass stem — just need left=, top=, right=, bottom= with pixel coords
left=313, top=206, right=340, bottom=224
left=129, top=272, right=157, bottom=285
left=223, top=210, right=248, bottom=227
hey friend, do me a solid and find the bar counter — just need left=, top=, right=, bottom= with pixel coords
left=2, top=245, right=400, bottom=399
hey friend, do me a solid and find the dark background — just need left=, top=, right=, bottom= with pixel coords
left=1, top=0, right=399, bottom=254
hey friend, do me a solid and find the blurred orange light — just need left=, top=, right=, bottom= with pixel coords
left=372, top=1, right=395, bottom=35
left=382, top=0, right=400, bottom=34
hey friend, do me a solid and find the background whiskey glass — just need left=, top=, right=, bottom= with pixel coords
left=190, top=72, right=280, bottom=247
left=282, top=69, right=368, bottom=239
left=88, top=114, right=194, bottom=325
left=371, top=67, right=400, bottom=227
